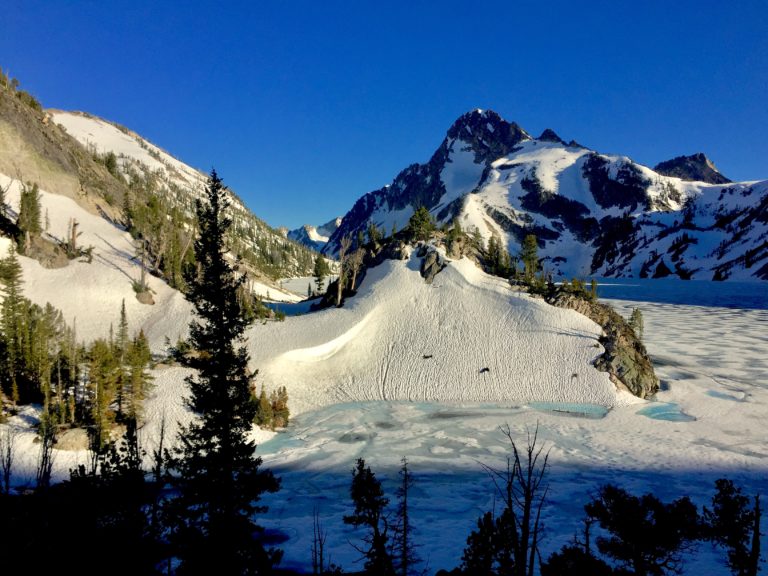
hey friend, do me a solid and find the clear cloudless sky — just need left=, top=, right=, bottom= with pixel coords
left=2, top=0, right=767, bottom=229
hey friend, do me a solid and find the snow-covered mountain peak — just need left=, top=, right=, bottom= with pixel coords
left=446, top=109, right=532, bottom=163
left=324, top=111, right=767, bottom=281
left=287, top=216, right=343, bottom=251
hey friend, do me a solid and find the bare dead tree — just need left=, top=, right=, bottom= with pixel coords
left=36, top=413, right=56, bottom=490
left=336, top=235, right=353, bottom=307
left=480, top=423, right=550, bottom=576
left=0, top=426, right=19, bottom=494
left=348, top=248, right=365, bottom=291
left=152, top=410, right=167, bottom=484
left=312, top=507, right=327, bottom=575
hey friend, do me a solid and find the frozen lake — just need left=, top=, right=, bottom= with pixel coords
left=258, top=281, right=768, bottom=574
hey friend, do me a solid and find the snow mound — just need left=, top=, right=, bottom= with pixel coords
left=249, top=251, right=620, bottom=414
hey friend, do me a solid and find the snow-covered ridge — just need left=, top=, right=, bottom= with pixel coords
left=247, top=249, right=632, bottom=416
left=51, top=110, right=204, bottom=190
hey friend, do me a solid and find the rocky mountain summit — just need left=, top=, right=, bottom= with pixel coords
left=654, top=153, right=731, bottom=185
left=324, top=110, right=767, bottom=281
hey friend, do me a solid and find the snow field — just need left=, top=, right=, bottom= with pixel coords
left=248, top=251, right=620, bottom=415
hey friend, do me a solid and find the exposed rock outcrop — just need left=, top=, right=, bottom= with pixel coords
left=654, top=153, right=731, bottom=184
left=417, top=244, right=446, bottom=283
left=546, top=291, right=659, bottom=398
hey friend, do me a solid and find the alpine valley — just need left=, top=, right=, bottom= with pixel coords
left=0, top=73, right=766, bottom=576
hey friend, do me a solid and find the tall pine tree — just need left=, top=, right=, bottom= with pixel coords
left=169, top=169, right=281, bottom=574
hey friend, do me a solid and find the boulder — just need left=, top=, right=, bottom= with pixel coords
left=418, top=245, right=445, bottom=284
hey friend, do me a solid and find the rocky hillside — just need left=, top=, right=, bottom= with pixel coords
left=0, top=71, right=319, bottom=296
left=0, top=75, right=128, bottom=220
left=50, top=111, right=319, bottom=283
left=324, top=110, right=767, bottom=281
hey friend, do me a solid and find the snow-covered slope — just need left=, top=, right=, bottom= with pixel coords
left=0, top=173, right=302, bottom=351
left=325, top=110, right=767, bottom=281
left=247, top=248, right=631, bottom=415
left=51, top=110, right=318, bottom=279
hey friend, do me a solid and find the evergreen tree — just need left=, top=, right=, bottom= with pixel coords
left=17, top=181, right=42, bottom=250
left=407, top=207, right=434, bottom=242
left=168, top=169, right=281, bottom=574
left=585, top=484, right=700, bottom=576
left=520, top=234, right=539, bottom=281
left=461, top=511, right=498, bottom=575
left=125, top=330, right=152, bottom=421
left=314, top=254, right=330, bottom=294
left=0, top=244, right=27, bottom=404
left=88, top=338, right=118, bottom=452
left=255, top=385, right=273, bottom=428
left=270, top=386, right=289, bottom=428
left=393, top=457, right=421, bottom=576
left=344, top=458, right=394, bottom=576
left=703, top=479, right=762, bottom=576
left=629, top=307, right=644, bottom=341
left=114, top=299, right=130, bottom=418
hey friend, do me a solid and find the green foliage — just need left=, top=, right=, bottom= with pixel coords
left=629, top=307, right=644, bottom=341
left=367, top=221, right=384, bottom=247
left=254, top=385, right=290, bottom=430
left=168, top=169, right=281, bottom=573
left=270, top=385, right=290, bottom=428
left=585, top=484, right=700, bottom=576
left=407, top=206, right=435, bottom=242
left=255, top=386, right=273, bottom=428
left=559, top=278, right=597, bottom=302
left=344, top=458, right=395, bottom=575
left=447, top=218, right=463, bottom=244
left=17, top=182, right=42, bottom=250
left=520, top=234, right=539, bottom=280
left=486, top=235, right=512, bottom=277
left=314, top=254, right=331, bottom=293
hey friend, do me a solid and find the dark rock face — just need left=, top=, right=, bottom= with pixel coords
left=546, top=292, right=659, bottom=399
left=445, top=109, right=530, bottom=164
left=654, top=153, right=731, bottom=184
left=417, top=244, right=446, bottom=283
left=538, top=128, right=565, bottom=144
left=519, top=171, right=597, bottom=243
left=582, top=154, right=650, bottom=210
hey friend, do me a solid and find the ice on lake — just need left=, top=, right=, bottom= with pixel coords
left=256, top=280, right=768, bottom=574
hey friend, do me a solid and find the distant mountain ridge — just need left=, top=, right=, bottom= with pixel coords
left=324, top=109, right=767, bottom=281
left=287, top=216, right=342, bottom=251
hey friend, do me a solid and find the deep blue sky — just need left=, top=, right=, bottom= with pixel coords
left=3, top=1, right=767, bottom=229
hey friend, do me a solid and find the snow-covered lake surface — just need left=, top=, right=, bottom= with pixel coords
left=256, top=283, right=768, bottom=574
